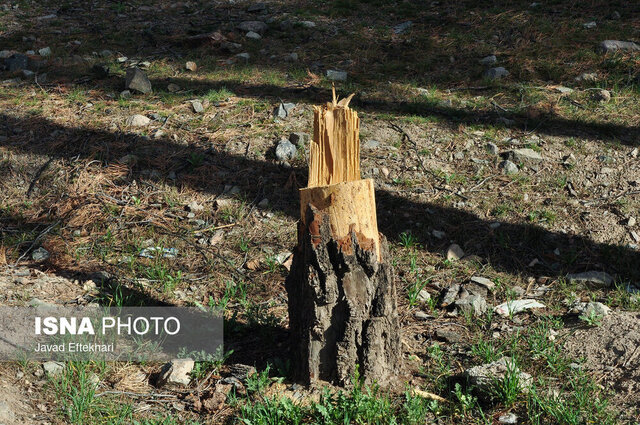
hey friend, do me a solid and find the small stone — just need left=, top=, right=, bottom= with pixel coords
left=485, top=67, right=509, bottom=79
left=567, top=271, right=614, bottom=286
left=555, top=86, right=574, bottom=94
left=414, top=311, right=431, bottom=320
left=157, top=359, right=194, bottom=386
left=326, top=70, right=347, bottom=81
left=505, top=148, right=543, bottom=163
left=22, top=69, right=34, bottom=78
left=432, top=230, right=445, bottom=239
left=470, top=276, right=496, bottom=291
left=300, top=21, right=316, bottom=28
left=247, top=2, right=267, bottom=12
left=499, top=160, right=518, bottom=175
left=570, top=301, right=611, bottom=317
left=393, top=21, right=413, bottom=34
left=257, top=198, right=269, bottom=208
left=499, top=413, right=518, bottom=424
left=435, top=328, right=462, bottom=343
left=125, top=67, right=152, bottom=94
left=274, top=102, right=295, bottom=119
left=285, top=52, right=298, bottom=62
left=99, top=49, right=113, bottom=58
left=583, top=21, right=596, bottom=29
left=191, top=100, right=204, bottom=113
left=6, top=53, right=28, bottom=71
left=119, top=90, right=131, bottom=99
left=631, top=147, right=638, bottom=158
left=246, top=31, right=262, bottom=40
left=31, top=247, right=50, bottom=261
left=82, top=280, right=97, bottom=292
left=237, top=21, right=268, bottom=33
left=38, top=47, right=52, bottom=57
left=117, top=56, right=128, bottom=63
left=494, top=299, right=546, bottom=316
left=417, top=289, right=431, bottom=302
left=275, top=138, right=297, bottom=161
left=185, top=61, right=197, bottom=71
left=464, top=357, right=532, bottom=396
left=42, top=361, right=65, bottom=377
left=229, top=364, right=257, bottom=381
left=127, top=114, right=151, bottom=127
left=289, top=132, right=310, bottom=147
left=441, top=283, right=461, bottom=307
left=575, top=72, right=597, bottom=82
left=186, top=201, right=204, bottom=212
left=486, top=142, right=499, bottom=155
left=235, top=52, right=250, bottom=61
left=479, top=55, right=497, bottom=66
left=455, top=294, right=487, bottom=316
left=167, top=83, right=180, bottom=92
left=593, top=89, right=611, bottom=103
left=599, top=40, right=640, bottom=53
left=446, top=244, right=464, bottom=261
left=381, top=167, right=390, bottom=178
left=363, top=139, right=380, bottom=150
left=0, top=50, right=12, bottom=58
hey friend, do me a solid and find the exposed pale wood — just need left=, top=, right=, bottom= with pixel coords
left=299, top=179, right=381, bottom=261
left=308, top=88, right=360, bottom=188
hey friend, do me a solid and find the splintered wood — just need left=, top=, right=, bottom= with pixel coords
left=307, top=90, right=359, bottom=187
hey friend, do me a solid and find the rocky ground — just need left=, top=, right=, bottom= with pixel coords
left=1, top=0, right=640, bottom=423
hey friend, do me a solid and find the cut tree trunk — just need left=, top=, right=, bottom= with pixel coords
left=285, top=91, right=401, bottom=386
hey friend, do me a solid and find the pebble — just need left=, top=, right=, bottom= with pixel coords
left=494, top=299, right=546, bottom=316
left=363, top=139, right=380, bottom=150
left=6, top=53, right=28, bottom=71
left=186, top=201, right=204, bottom=212
left=555, top=86, right=574, bottom=94
left=191, top=100, right=204, bottom=113
left=42, top=361, right=65, bottom=377
left=285, top=52, right=298, bottom=62
left=157, top=359, right=194, bottom=386
left=236, top=52, right=250, bottom=61
left=326, top=70, right=347, bottom=81
left=237, top=21, right=268, bottom=33
left=570, top=301, right=611, bottom=317
left=125, top=67, right=152, bottom=94
left=413, top=311, right=431, bottom=320
left=300, top=21, right=316, bottom=28
left=247, top=2, right=267, bottom=12
left=486, top=142, right=499, bottom=155
left=505, top=148, right=543, bottom=163
left=455, top=295, right=487, bottom=316
left=289, top=132, right=310, bottom=147
left=446, top=244, right=465, bottom=261
left=499, top=160, right=518, bottom=174
left=0, top=50, right=12, bottom=58
left=485, top=67, right=509, bottom=79
left=392, top=21, right=412, bottom=34
left=120, top=90, right=131, bottom=99
left=38, top=47, right=51, bottom=56
left=417, top=289, right=430, bottom=302
left=432, top=230, right=445, bottom=239
left=583, top=21, right=596, bottom=29
left=441, top=283, right=461, bottom=307
left=575, top=72, right=597, bottom=82
left=599, top=40, right=640, bottom=53
left=274, top=102, right=295, bottom=119
left=566, top=271, right=614, bottom=286
left=185, top=61, right=197, bottom=71
left=470, top=276, right=496, bottom=291
left=499, top=413, right=518, bottom=424
left=127, top=114, right=151, bottom=127
left=275, top=138, right=297, bottom=161
left=99, top=49, right=113, bottom=58
left=246, top=31, right=262, bottom=40
left=31, top=247, right=50, bottom=261
left=465, top=357, right=532, bottom=396
left=167, top=83, right=180, bottom=92
left=435, top=328, right=462, bottom=343
left=479, top=55, right=497, bottom=66
left=593, top=89, right=611, bottom=103
left=628, top=217, right=636, bottom=227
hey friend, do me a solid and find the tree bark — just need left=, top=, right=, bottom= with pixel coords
left=286, top=182, right=401, bottom=386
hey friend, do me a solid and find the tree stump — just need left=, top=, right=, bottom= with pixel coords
left=285, top=91, right=401, bottom=386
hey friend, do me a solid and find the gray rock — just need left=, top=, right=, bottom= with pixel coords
left=191, top=100, right=204, bottom=113
left=285, top=52, right=298, bottom=62
left=441, top=283, right=461, bottom=307
left=246, top=31, right=262, bottom=40
left=583, top=21, right=596, bottom=29
left=119, top=90, right=131, bottom=99
left=455, top=294, right=487, bottom=316
left=167, top=83, right=180, bottom=93
left=499, top=413, right=518, bottom=424
left=575, top=72, right=597, bottom=82
left=38, top=47, right=52, bottom=57
left=185, top=61, right=197, bottom=72
left=99, top=49, right=113, bottom=58
left=494, top=299, right=545, bottom=316
left=237, top=21, right=268, bottom=34
left=555, top=86, right=574, bottom=94
left=414, top=310, right=432, bottom=320
left=465, top=357, right=532, bottom=396
left=470, top=276, right=496, bottom=291
left=158, top=359, right=194, bottom=386
left=31, top=247, right=50, bottom=261
left=247, top=2, right=266, bottom=12
left=570, top=301, right=611, bottom=317
left=599, top=40, right=640, bottom=53
left=300, top=21, right=316, bottom=28
left=229, top=364, right=257, bottom=381
left=485, top=67, right=509, bottom=79
left=486, top=142, right=499, bottom=155
left=363, top=139, right=381, bottom=150
left=593, top=89, right=611, bottom=102
left=125, top=67, right=152, bottom=94
left=0, top=50, right=12, bottom=58
left=432, top=230, right=445, bottom=239
left=274, top=102, right=295, bottom=119
left=221, top=41, right=243, bottom=53
left=43, top=361, right=65, bottom=377
left=393, top=21, right=413, bottom=34
left=236, top=52, right=250, bottom=61
left=567, top=271, right=614, bottom=286
left=186, top=201, right=204, bottom=212
left=479, top=55, right=497, bottom=66
left=417, top=289, right=431, bottom=302
left=257, top=198, right=269, bottom=208
left=275, top=138, right=297, bottom=161
left=5, top=53, right=28, bottom=71
left=326, top=69, right=347, bottom=81
left=289, top=132, right=310, bottom=147
left=499, top=160, right=518, bottom=175
left=505, top=148, right=543, bottom=163
left=446, top=244, right=465, bottom=261
left=127, top=114, right=151, bottom=127
left=435, top=328, right=462, bottom=343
